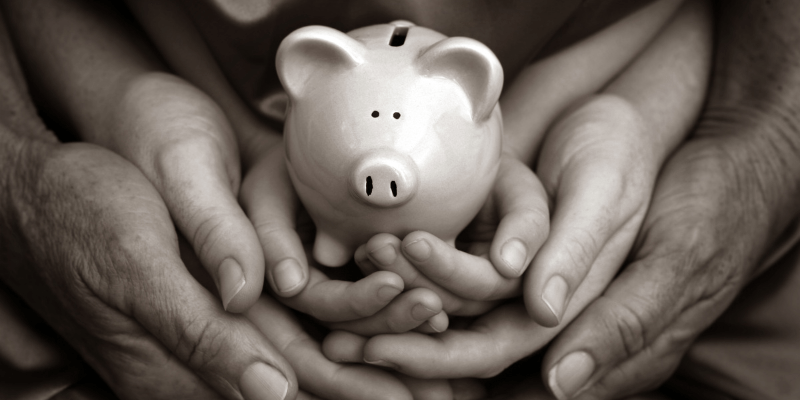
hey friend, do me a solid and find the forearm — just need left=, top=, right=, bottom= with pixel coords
left=501, top=0, right=685, bottom=165
left=603, top=0, right=712, bottom=166
left=692, top=0, right=800, bottom=273
left=0, top=0, right=165, bottom=147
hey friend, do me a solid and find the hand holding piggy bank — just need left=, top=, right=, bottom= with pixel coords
left=277, top=21, right=504, bottom=267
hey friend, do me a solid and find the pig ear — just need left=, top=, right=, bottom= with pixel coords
left=416, top=38, right=503, bottom=122
left=277, top=26, right=366, bottom=98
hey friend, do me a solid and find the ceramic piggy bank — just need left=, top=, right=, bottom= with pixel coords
left=277, top=21, right=504, bottom=267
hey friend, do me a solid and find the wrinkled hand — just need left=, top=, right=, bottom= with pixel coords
left=539, top=112, right=800, bottom=399
left=101, top=73, right=268, bottom=313
left=0, top=139, right=298, bottom=400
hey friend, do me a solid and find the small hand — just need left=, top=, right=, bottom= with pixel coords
left=354, top=154, right=550, bottom=316
left=240, top=141, right=448, bottom=337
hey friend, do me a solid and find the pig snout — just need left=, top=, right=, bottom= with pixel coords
left=349, top=151, right=418, bottom=208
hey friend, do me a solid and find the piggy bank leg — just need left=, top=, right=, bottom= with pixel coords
left=313, top=231, right=353, bottom=267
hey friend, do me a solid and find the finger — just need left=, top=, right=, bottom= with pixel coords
left=122, top=77, right=264, bottom=312
left=322, top=330, right=368, bottom=363
left=247, top=295, right=413, bottom=400
left=354, top=245, right=379, bottom=275
left=279, top=267, right=404, bottom=322
left=451, top=379, right=488, bottom=400
left=359, top=234, right=498, bottom=316
left=297, top=390, right=325, bottom=400
left=542, top=147, right=749, bottom=400
left=241, top=143, right=310, bottom=298
left=361, top=303, right=544, bottom=379
left=542, top=254, right=708, bottom=400
left=127, top=227, right=297, bottom=400
left=488, top=156, right=550, bottom=279
left=414, top=311, right=449, bottom=334
left=393, top=374, right=453, bottom=400
left=326, top=288, right=443, bottom=336
left=527, top=96, right=651, bottom=327
left=401, top=231, right=522, bottom=301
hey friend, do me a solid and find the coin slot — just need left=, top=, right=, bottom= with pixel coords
left=389, top=27, right=409, bottom=47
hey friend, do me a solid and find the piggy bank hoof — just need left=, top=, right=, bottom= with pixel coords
left=313, top=231, right=353, bottom=267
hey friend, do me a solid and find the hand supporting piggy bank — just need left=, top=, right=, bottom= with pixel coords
left=277, top=21, right=504, bottom=267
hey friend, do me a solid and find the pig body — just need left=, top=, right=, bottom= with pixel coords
left=277, top=21, right=504, bottom=267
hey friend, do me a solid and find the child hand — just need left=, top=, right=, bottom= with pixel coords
left=353, top=154, right=550, bottom=316
left=241, top=140, right=448, bottom=336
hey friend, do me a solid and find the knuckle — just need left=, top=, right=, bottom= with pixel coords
left=514, top=207, right=549, bottom=234
left=190, top=211, right=236, bottom=262
left=173, top=316, right=227, bottom=370
left=562, top=228, right=601, bottom=276
left=602, top=296, right=651, bottom=360
left=154, top=134, right=221, bottom=179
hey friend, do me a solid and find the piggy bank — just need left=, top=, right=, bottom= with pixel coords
left=276, top=21, right=504, bottom=267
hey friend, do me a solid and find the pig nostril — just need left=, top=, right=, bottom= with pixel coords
left=366, top=176, right=373, bottom=196
left=391, top=181, right=397, bottom=197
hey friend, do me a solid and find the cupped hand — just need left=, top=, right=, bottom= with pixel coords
left=540, top=120, right=800, bottom=399
left=354, top=154, right=550, bottom=316
left=98, top=73, right=269, bottom=313
left=0, top=139, right=298, bottom=400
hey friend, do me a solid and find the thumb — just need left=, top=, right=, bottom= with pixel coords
left=130, top=237, right=298, bottom=400
left=115, top=75, right=265, bottom=313
left=541, top=143, right=753, bottom=399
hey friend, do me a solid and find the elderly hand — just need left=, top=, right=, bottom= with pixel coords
left=540, top=0, right=800, bottom=398
left=0, top=138, right=298, bottom=400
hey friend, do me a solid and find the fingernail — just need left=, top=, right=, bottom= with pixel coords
left=542, top=275, right=569, bottom=323
left=426, top=312, right=448, bottom=332
left=548, top=351, right=595, bottom=400
left=377, top=285, right=402, bottom=302
left=273, top=258, right=304, bottom=294
left=219, top=258, right=246, bottom=311
left=404, top=239, right=431, bottom=262
left=240, top=362, right=289, bottom=400
left=501, top=239, right=528, bottom=275
left=369, top=244, right=397, bottom=266
left=411, top=303, right=435, bottom=321
left=363, top=358, right=398, bottom=370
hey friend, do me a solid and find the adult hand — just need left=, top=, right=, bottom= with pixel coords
left=0, top=136, right=298, bottom=399
left=540, top=0, right=800, bottom=397
left=524, top=0, right=711, bottom=327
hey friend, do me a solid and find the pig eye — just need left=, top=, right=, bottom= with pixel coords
left=372, top=111, right=379, bottom=118
left=393, top=112, right=401, bottom=119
